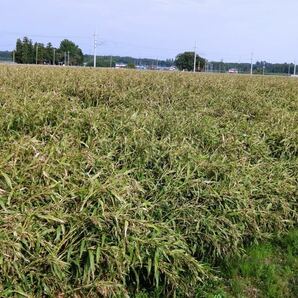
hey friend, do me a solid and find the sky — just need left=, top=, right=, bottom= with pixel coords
left=0, top=0, right=297, bottom=62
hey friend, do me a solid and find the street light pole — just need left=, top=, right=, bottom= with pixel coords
left=250, top=52, right=253, bottom=75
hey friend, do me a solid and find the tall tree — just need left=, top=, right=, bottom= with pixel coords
left=15, top=38, right=23, bottom=63
left=58, top=39, right=83, bottom=65
left=14, top=37, right=83, bottom=65
left=21, top=37, right=34, bottom=64
left=45, top=42, right=54, bottom=64
left=34, top=43, right=45, bottom=64
left=175, top=52, right=206, bottom=72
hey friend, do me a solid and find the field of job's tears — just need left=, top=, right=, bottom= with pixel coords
left=0, top=65, right=297, bottom=297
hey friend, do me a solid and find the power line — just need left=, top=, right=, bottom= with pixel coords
left=0, top=31, right=91, bottom=40
left=2, top=31, right=292, bottom=66
left=0, top=31, right=254, bottom=63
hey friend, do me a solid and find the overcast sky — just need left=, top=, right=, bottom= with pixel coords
left=0, top=0, right=297, bottom=62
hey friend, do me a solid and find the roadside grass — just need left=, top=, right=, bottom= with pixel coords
left=0, top=66, right=297, bottom=297
left=204, top=229, right=298, bottom=298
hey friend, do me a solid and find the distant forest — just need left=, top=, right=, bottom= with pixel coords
left=0, top=51, right=12, bottom=61
left=209, top=61, right=295, bottom=75
left=83, top=55, right=174, bottom=68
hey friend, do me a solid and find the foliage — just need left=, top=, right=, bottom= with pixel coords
left=84, top=55, right=174, bottom=68
left=175, top=51, right=206, bottom=71
left=13, top=37, right=84, bottom=65
left=15, top=37, right=35, bottom=64
left=207, top=61, right=296, bottom=75
left=0, top=66, right=297, bottom=297
left=127, top=63, right=136, bottom=69
left=205, top=229, right=298, bottom=298
left=0, top=51, right=12, bottom=62
left=59, top=39, right=84, bottom=65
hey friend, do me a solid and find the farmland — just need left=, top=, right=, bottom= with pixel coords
left=0, top=65, right=297, bottom=297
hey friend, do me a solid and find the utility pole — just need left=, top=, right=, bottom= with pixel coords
left=219, top=59, right=224, bottom=73
left=12, top=50, right=15, bottom=63
left=68, top=51, right=70, bottom=66
left=250, top=52, right=253, bottom=75
left=53, top=48, right=56, bottom=65
left=193, top=42, right=197, bottom=72
left=36, top=45, right=39, bottom=65
left=64, top=52, right=66, bottom=66
left=93, top=32, right=97, bottom=68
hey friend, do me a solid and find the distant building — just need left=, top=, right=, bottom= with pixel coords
left=115, top=63, right=176, bottom=71
left=136, top=65, right=147, bottom=70
left=115, top=63, right=127, bottom=69
left=156, top=66, right=177, bottom=71
left=228, top=68, right=238, bottom=74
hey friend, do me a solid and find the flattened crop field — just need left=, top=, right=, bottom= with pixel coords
left=0, top=66, right=297, bottom=297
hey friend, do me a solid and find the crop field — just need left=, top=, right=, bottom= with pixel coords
left=0, top=65, right=297, bottom=297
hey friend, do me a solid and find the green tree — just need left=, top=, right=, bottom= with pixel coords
left=127, top=63, right=135, bottom=69
left=45, top=42, right=54, bottom=64
left=175, top=51, right=205, bottom=72
left=15, top=38, right=23, bottom=63
left=21, top=37, right=34, bottom=64
left=34, top=43, right=48, bottom=64
left=58, top=39, right=83, bottom=65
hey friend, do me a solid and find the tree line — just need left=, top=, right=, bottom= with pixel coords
left=174, top=53, right=296, bottom=74
left=6, top=39, right=296, bottom=74
left=14, top=37, right=84, bottom=65
left=207, top=60, right=296, bottom=74
left=83, top=55, right=174, bottom=68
